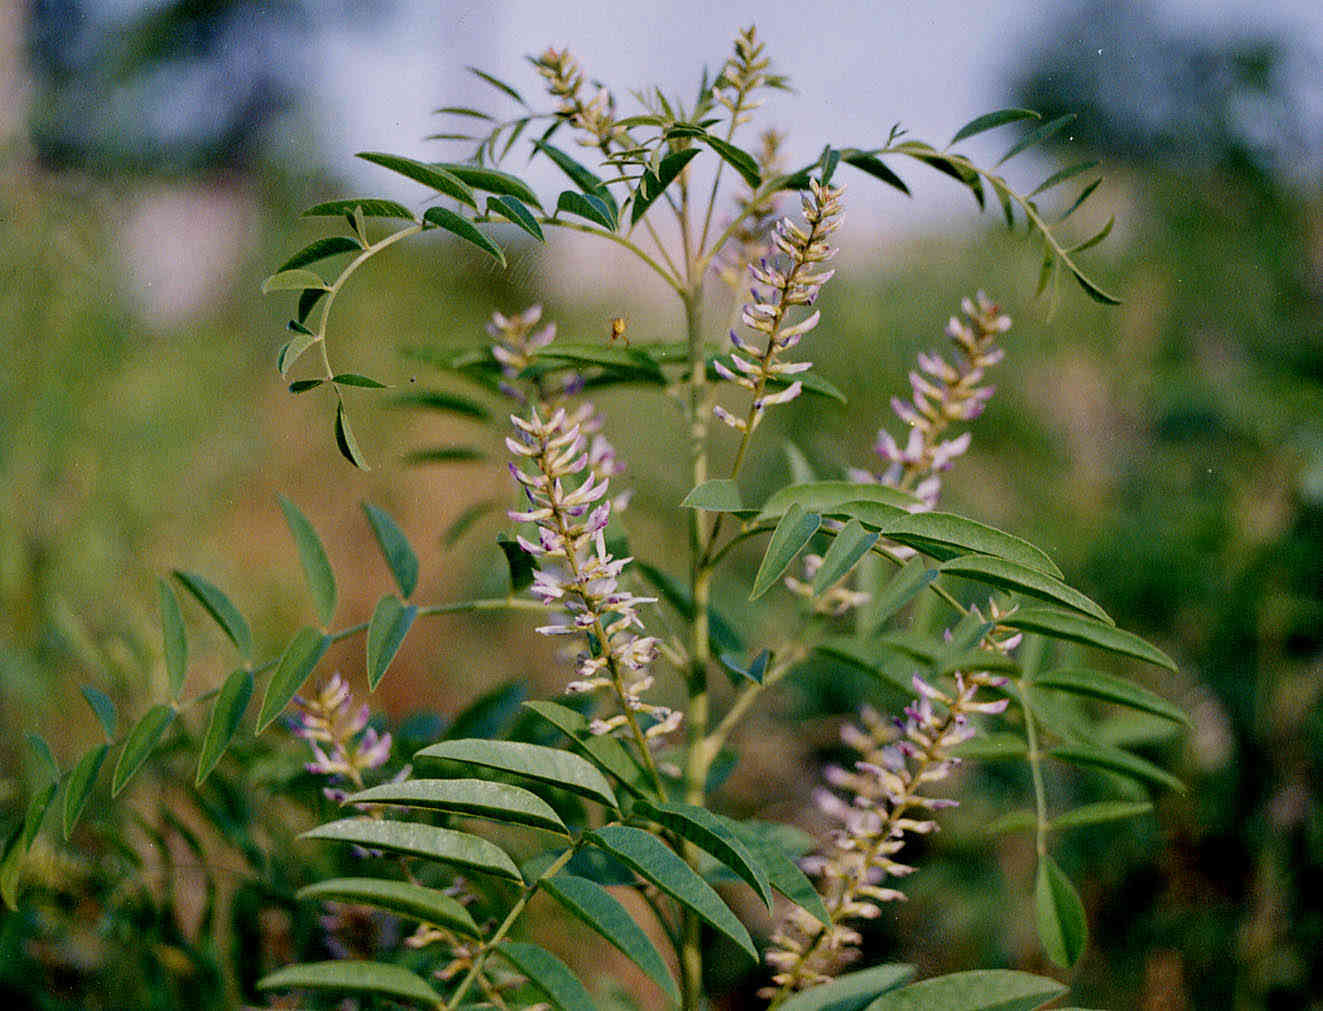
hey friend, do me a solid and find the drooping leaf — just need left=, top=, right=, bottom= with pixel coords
left=392, top=388, right=491, bottom=421
left=631, top=147, right=701, bottom=224
left=586, top=825, right=758, bottom=962
left=497, top=941, right=600, bottom=1011
left=346, top=779, right=568, bottom=835
left=299, top=877, right=479, bottom=936
left=361, top=502, right=419, bottom=597
left=631, top=800, right=773, bottom=908
left=172, top=570, right=252, bottom=658
left=1036, top=854, right=1088, bottom=968
left=556, top=189, right=615, bottom=230
left=1068, top=264, right=1122, bottom=306
left=1035, top=668, right=1188, bottom=725
left=496, top=536, right=538, bottom=594
left=278, top=495, right=337, bottom=627
left=813, top=519, right=879, bottom=594
left=949, top=109, right=1042, bottom=146
left=275, top=236, right=362, bottom=274
left=467, top=65, right=528, bottom=106
left=1000, top=607, right=1176, bottom=671
left=304, top=818, right=522, bottom=881
left=1028, top=160, right=1099, bottom=197
left=680, top=478, right=745, bottom=512
left=303, top=198, right=416, bottom=220
left=522, top=700, right=651, bottom=798
left=258, top=961, right=440, bottom=1007
left=757, top=480, right=921, bottom=520
left=860, top=555, right=939, bottom=635
left=1056, top=178, right=1102, bottom=223
left=997, top=113, right=1077, bottom=166
left=280, top=327, right=320, bottom=374
left=862, top=969, right=1067, bottom=1011
left=256, top=627, right=330, bottom=732
left=541, top=874, right=679, bottom=1002
left=939, top=555, right=1111, bottom=623
left=702, top=134, right=761, bottom=187
left=432, top=162, right=541, bottom=207
left=334, top=402, right=370, bottom=470
left=366, top=594, right=417, bottom=691
left=261, top=268, right=328, bottom=294
left=356, top=152, right=476, bottom=207
left=872, top=512, right=1062, bottom=576
left=532, top=141, right=618, bottom=221
left=751, top=504, right=821, bottom=600
left=80, top=685, right=117, bottom=738
left=781, top=963, right=916, bottom=1011
left=423, top=206, right=506, bottom=266
left=62, top=744, right=107, bottom=839
left=1051, top=800, right=1153, bottom=831
left=111, top=704, right=175, bottom=796
left=415, top=739, right=618, bottom=809
left=196, top=669, right=253, bottom=784
left=1068, top=215, right=1115, bottom=254
left=157, top=578, right=188, bottom=696
left=487, top=194, right=545, bottom=241
left=1051, top=743, right=1185, bottom=794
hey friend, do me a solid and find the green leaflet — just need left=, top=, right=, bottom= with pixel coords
left=949, top=108, right=1041, bottom=145
left=556, top=189, right=615, bottom=230
left=392, top=388, right=491, bottom=421
left=860, top=555, right=939, bottom=636
left=415, top=739, right=618, bottom=809
left=840, top=150, right=911, bottom=196
left=757, top=480, right=920, bottom=520
left=1051, top=742, right=1186, bottom=794
left=298, top=877, right=479, bottom=937
left=63, top=744, right=107, bottom=839
left=751, top=504, right=821, bottom=600
left=302, top=198, right=415, bottom=220
left=532, top=140, right=618, bottom=222
left=304, top=817, right=522, bottom=881
left=871, top=512, right=1062, bottom=577
left=422, top=206, right=506, bottom=266
left=521, top=700, right=652, bottom=798
left=997, top=113, right=1077, bottom=166
left=1000, top=607, right=1176, bottom=671
left=196, top=669, right=253, bottom=785
left=486, top=195, right=544, bottom=241
left=432, top=162, right=541, bottom=207
left=346, top=778, right=568, bottom=835
left=356, top=152, right=476, bottom=207
left=680, top=478, right=745, bottom=512
left=256, top=627, right=330, bottom=732
left=585, top=824, right=758, bottom=962
left=540, top=875, right=679, bottom=1002
left=938, top=555, right=1111, bottom=624
left=497, top=941, right=600, bottom=1011
left=173, top=569, right=251, bottom=659
left=1036, top=855, right=1088, bottom=968
left=334, top=402, right=370, bottom=469
left=631, top=800, right=773, bottom=908
left=631, top=147, right=701, bottom=224
left=80, top=685, right=117, bottom=738
left=781, top=964, right=916, bottom=1011
left=157, top=578, right=188, bottom=697
left=1051, top=800, right=1153, bottom=831
left=1034, top=667, right=1189, bottom=725
left=812, top=519, right=879, bottom=594
left=727, top=820, right=832, bottom=927
left=362, top=502, right=419, bottom=597
left=111, top=704, right=175, bottom=796
left=278, top=495, right=337, bottom=626
left=702, top=134, right=761, bottom=187
left=261, top=268, right=327, bottom=293
left=275, top=236, right=362, bottom=274
left=27, top=733, right=57, bottom=778
left=258, top=961, right=439, bottom=1007
left=862, top=970, right=1067, bottom=1011
left=496, top=536, right=538, bottom=593
left=367, top=594, right=418, bottom=690
left=331, top=373, right=387, bottom=388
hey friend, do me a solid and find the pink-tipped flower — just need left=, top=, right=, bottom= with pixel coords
left=291, top=673, right=393, bottom=793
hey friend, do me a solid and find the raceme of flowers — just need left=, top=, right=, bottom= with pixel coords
left=713, top=176, right=844, bottom=435
left=531, top=45, right=621, bottom=149
left=714, top=128, right=787, bottom=297
left=290, top=672, right=393, bottom=800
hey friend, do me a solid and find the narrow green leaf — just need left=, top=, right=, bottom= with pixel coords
left=861, top=556, right=939, bottom=634
left=304, top=818, right=522, bottom=881
left=392, top=388, right=491, bottom=420
left=1001, top=607, right=1176, bottom=671
left=361, top=502, right=419, bottom=597
left=423, top=205, right=506, bottom=265
left=172, top=570, right=251, bottom=658
left=1035, top=244, right=1056, bottom=299
left=334, top=402, right=370, bottom=470
left=532, top=141, right=618, bottom=221
left=27, top=734, right=58, bottom=779
left=934, top=648, right=1020, bottom=678
left=1069, top=264, right=1122, bottom=305
left=497, top=941, right=599, bottom=1011
left=487, top=194, right=545, bottom=241
left=989, top=176, right=1017, bottom=229
left=631, top=147, right=701, bottom=224
left=840, top=148, right=913, bottom=193
left=813, top=519, right=879, bottom=594
left=939, top=555, right=1111, bottom=623
left=757, top=480, right=921, bottom=520
left=433, top=105, right=494, bottom=120
left=416, top=739, right=618, bottom=809
left=356, top=152, right=476, bottom=208
left=1035, top=668, right=1188, bottom=724
left=496, top=536, right=538, bottom=593
left=80, top=685, right=117, bottom=738
left=984, top=809, right=1038, bottom=836
left=556, top=189, right=615, bottom=230
left=261, top=268, right=328, bottom=294
left=404, top=446, right=486, bottom=465
left=751, top=504, right=821, bottom=600
left=280, top=328, right=320, bottom=375
left=680, top=478, right=744, bottom=511
left=1036, top=854, right=1088, bottom=968
left=814, top=637, right=914, bottom=694
left=1051, top=800, right=1153, bottom=831
left=863, top=969, right=1067, bottom=1011
left=279, top=496, right=337, bottom=627
left=276, top=236, right=362, bottom=274
left=331, top=373, right=388, bottom=388
left=781, top=964, right=916, bottom=1011
left=703, top=134, right=761, bottom=187
left=997, top=113, right=1077, bottom=166
left=196, top=669, right=253, bottom=784
left=111, top=704, right=175, bottom=796
left=156, top=579, right=187, bottom=697
left=288, top=379, right=323, bottom=393
left=541, top=875, right=679, bottom=1002
left=346, top=779, right=568, bottom=835
left=521, top=700, right=651, bottom=798
left=1055, top=178, right=1102, bottom=223
left=258, top=961, right=439, bottom=1007
left=632, top=800, right=773, bottom=908
left=62, top=744, right=107, bottom=839
left=953, top=731, right=1029, bottom=762
left=720, top=648, right=769, bottom=685
left=299, top=877, right=479, bottom=936
left=257, top=627, right=330, bottom=732
left=303, top=198, right=416, bottom=220
left=1051, top=743, right=1185, bottom=794
left=1068, top=215, right=1115, bottom=254
left=873, top=512, right=1062, bottom=576
left=432, top=162, right=541, bottom=207
left=366, top=594, right=417, bottom=690
left=586, top=825, right=757, bottom=962
left=0, top=825, right=23, bottom=908
left=20, top=784, right=56, bottom=853
left=727, top=820, right=832, bottom=927
left=1028, top=160, right=1100, bottom=197
left=950, top=108, right=1041, bottom=145
left=468, top=66, right=528, bottom=106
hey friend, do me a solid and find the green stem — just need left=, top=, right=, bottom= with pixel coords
left=1022, top=686, right=1050, bottom=859
left=531, top=217, right=685, bottom=296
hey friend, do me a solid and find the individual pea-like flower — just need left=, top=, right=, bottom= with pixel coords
left=713, top=177, right=844, bottom=437
left=506, top=403, right=680, bottom=745
left=291, top=673, right=393, bottom=798
left=851, top=292, right=1010, bottom=509
left=762, top=615, right=1017, bottom=997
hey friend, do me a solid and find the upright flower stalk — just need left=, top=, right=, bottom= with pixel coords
left=291, top=673, right=393, bottom=799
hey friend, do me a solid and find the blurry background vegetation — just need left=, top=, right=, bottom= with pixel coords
left=1, top=1, right=1320, bottom=1008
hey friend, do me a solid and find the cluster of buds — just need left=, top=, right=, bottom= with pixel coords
left=506, top=403, right=680, bottom=744
left=852, top=292, right=1010, bottom=508
left=290, top=673, right=392, bottom=800
left=713, top=177, right=844, bottom=436
left=716, top=25, right=781, bottom=128
left=763, top=614, right=1018, bottom=996
left=714, top=128, right=787, bottom=296
left=531, top=46, right=622, bottom=149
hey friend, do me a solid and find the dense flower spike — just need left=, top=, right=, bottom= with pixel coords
left=763, top=617, right=1017, bottom=997
left=716, top=25, right=785, bottom=128
left=852, top=292, right=1011, bottom=508
left=714, top=129, right=787, bottom=296
left=531, top=46, right=623, bottom=148
left=290, top=673, right=393, bottom=798
left=714, top=177, right=844, bottom=437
